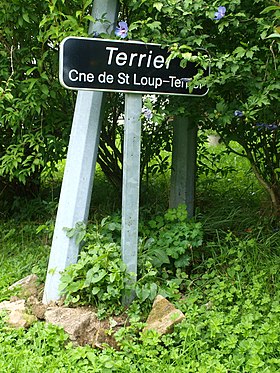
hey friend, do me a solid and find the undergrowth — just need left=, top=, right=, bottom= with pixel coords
left=1, top=235, right=279, bottom=372
left=0, top=140, right=279, bottom=372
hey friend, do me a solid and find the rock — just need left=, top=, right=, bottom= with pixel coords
left=9, top=310, right=37, bottom=328
left=9, top=274, right=40, bottom=298
left=8, top=309, right=27, bottom=328
left=0, top=297, right=126, bottom=346
left=26, top=296, right=47, bottom=320
left=0, top=299, right=25, bottom=312
left=0, top=299, right=37, bottom=328
left=45, top=307, right=92, bottom=344
left=45, top=306, right=125, bottom=348
left=143, top=295, right=185, bottom=335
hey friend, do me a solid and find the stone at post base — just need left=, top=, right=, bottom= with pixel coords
left=8, top=274, right=40, bottom=298
left=45, top=306, right=125, bottom=348
left=143, top=295, right=185, bottom=335
left=0, top=299, right=37, bottom=328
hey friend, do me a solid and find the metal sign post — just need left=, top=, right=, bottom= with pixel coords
left=121, top=93, right=142, bottom=300
left=43, top=0, right=118, bottom=304
left=44, top=7, right=210, bottom=304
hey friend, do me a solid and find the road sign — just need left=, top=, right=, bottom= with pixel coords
left=60, top=37, right=209, bottom=96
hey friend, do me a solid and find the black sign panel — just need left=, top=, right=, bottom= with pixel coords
left=60, top=37, right=209, bottom=96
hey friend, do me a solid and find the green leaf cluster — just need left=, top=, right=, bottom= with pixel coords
left=58, top=205, right=203, bottom=311
left=121, top=0, right=280, bottom=212
left=140, top=204, right=203, bottom=272
left=59, top=238, right=128, bottom=312
left=0, top=0, right=92, bottom=193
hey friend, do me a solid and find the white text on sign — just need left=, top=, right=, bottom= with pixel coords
left=68, top=69, right=203, bottom=90
left=105, top=47, right=168, bottom=69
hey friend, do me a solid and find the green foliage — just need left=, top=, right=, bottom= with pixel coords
left=0, top=0, right=174, bottom=198
left=168, top=235, right=280, bottom=372
left=140, top=204, right=203, bottom=271
left=0, top=320, right=68, bottom=372
left=64, top=221, right=87, bottom=246
left=0, top=161, right=280, bottom=372
left=121, top=0, right=280, bottom=212
left=140, top=96, right=173, bottom=181
left=1, top=231, right=280, bottom=372
left=1, top=0, right=279, bottom=215
left=59, top=205, right=203, bottom=312
left=0, top=317, right=114, bottom=372
left=59, top=235, right=280, bottom=372
left=197, top=131, right=236, bottom=178
left=0, top=0, right=91, bottom=193
left=59, top=228, right=129, bottom=312
left=196, top=139, right=271, bottom=235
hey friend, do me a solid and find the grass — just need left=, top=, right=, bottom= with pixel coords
left=0, top=222, right=49, bottom=301
left=0, top=139, right=280, bottom=372
left=196, top=141, right=277, bottom=238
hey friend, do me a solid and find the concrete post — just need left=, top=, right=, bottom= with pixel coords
left=169, top=117, right=197, bottom=218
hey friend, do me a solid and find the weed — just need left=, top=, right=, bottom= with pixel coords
left=59, top=232, right=129, bottom=313
left=139, top=204, right=203, bottom=274
left=0, top=138, right=280, bottom=372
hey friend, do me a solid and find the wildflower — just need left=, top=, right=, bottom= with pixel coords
left=143, top=108, right=153, bottom=120
left=115, top=21, right=128, bottom=39
left=234, top=110, right=243, bottom=117
left=214, top=6, right=226, bottom=20
left=267, top=124, right=278, bottom=130
left=256, top=123, right=278, bottom=131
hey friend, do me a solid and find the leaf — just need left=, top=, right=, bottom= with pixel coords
left=260, top=6, right=280, bottom=14
left=139, top=286, right=150, bottom=302
left=109, top=272, right=116, bottom=283
left=153, top=2, right=163, bottom=11
left=26, top=67, right=37, bottom=76
left=83, top=0, right=93, bottom=10
left=149, top=282, right=158, bottom=299
left=231, top=64, right=239, bottom=74
left=75, top=231, right=85, bottom=245
left=41, top=84, right=49, bottom=96
left=22, top=13, right=30, bottom=23
left=266, top=33, right=280, bottom=39
left=91, top=270, right=107, bottom=284
left=246, top=50, right=254, bottom=59
left=174, top=254, right=190, bottom=268
left=151, top=248, right=170, bottom=267
left=91, top=287, right=100, bottom=295
left=68, top=280, right=84, bottom=293
left=64, top=227, right=76, bottom=238
left=234, top=47, right=246, bottom=58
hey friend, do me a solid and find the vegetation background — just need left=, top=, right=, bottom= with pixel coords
left=0, top=0, right=279, bottom=372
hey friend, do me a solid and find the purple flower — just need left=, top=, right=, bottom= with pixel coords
left=234, top=110, right=243, bottom=117
left=115, top=21, right=128, bottom=39
left=143, top=108, right=153, bottom=120
left=214, top=6, right=226, bottom=20
left=256, top=123, right=278, bottom=131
